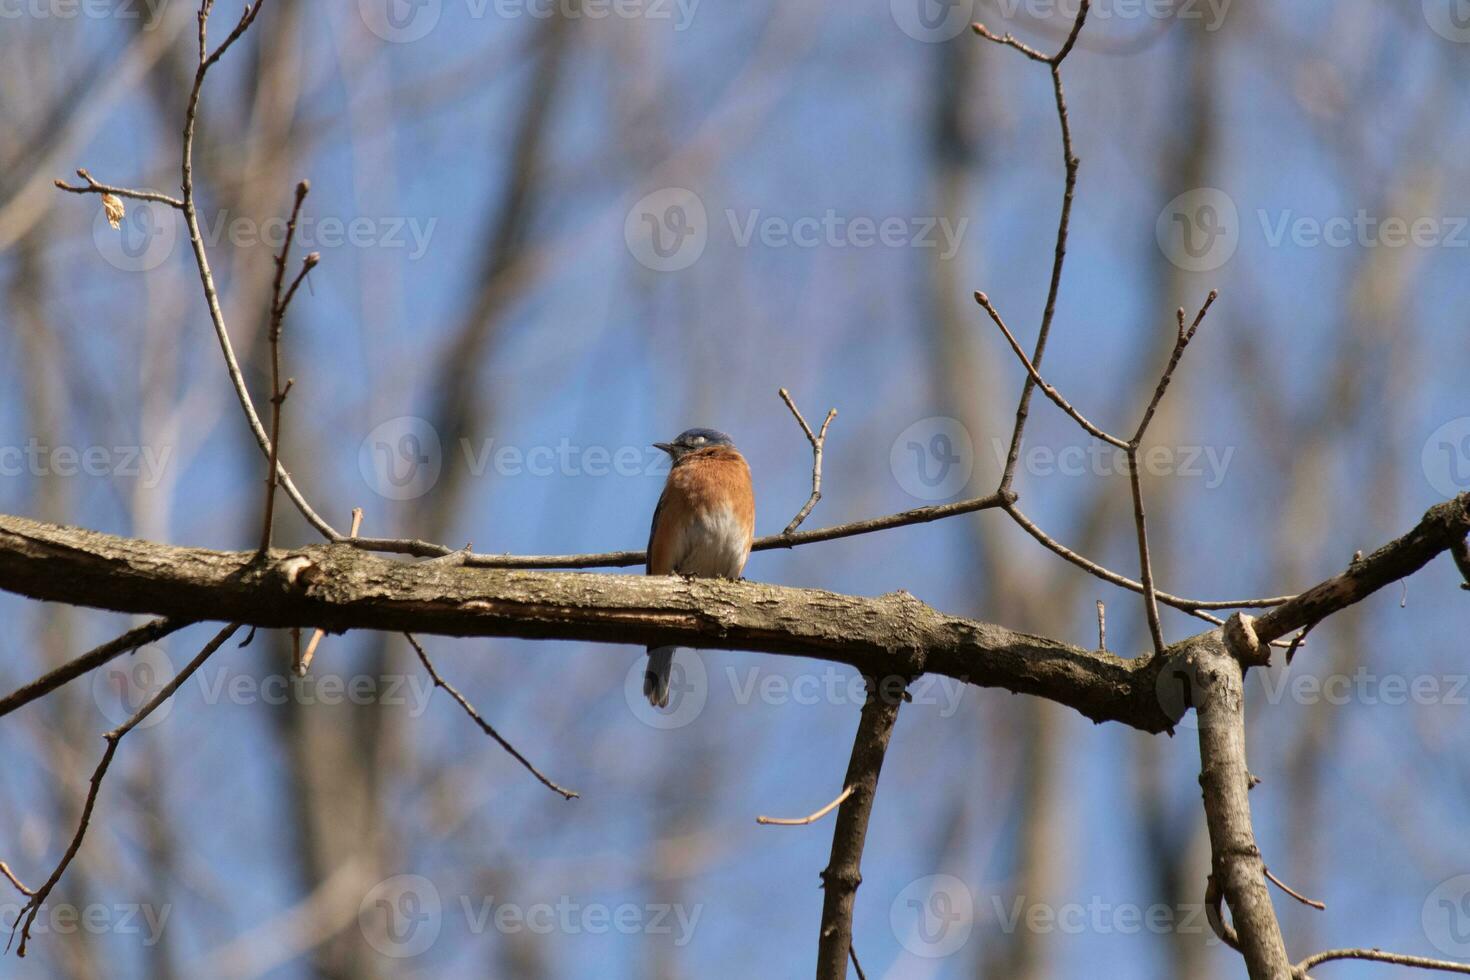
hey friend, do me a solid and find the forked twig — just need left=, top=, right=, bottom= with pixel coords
left=778, top=388, right=838, bottom=534
left=973, top=0, right=1091, bottom=493
left=257, top=179, right=316, bottom=558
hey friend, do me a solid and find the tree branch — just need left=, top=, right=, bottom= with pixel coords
left=0, top=496, right=1464, bottom=737
left=1251, top=493, right=1470, bottom=646
left=779, top=388, right=838, bottom=534
left=0, top=511, right=1174, bottom=731
left=257, top=179, right=312, bottom=558
left=52, top=167, right=183, bottom=209
left=1192, top=629, right=1290, bottom=978
left=816, top=681, right=903, bottom=979
left=974, top=0, right=1090, bottom=493
left=403, top=633, right=577, bottom=800
left=0, top=617, right=188, bottom=719
left=5, top=623, right=239, bottom=957
left=178, top=0, right=341, bottom=544
left=1294, top=948, right=1470, bottom=977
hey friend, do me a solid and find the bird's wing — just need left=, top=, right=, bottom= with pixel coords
left=646, top=490, right=667, bottom=575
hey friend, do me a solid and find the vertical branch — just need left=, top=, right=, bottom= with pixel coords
left=1128, top=449, right=1167, bottom=657
left=257, top=179, right=314, bottom=557
left=1192, top=626, right=1291, bottom=979
left=179, top=0, right=342, bottom=544
left=816, top=679, right=904, bottom=979
left=1129, top=295, right=1217, bottom=659
left=974, top=0, right=1091, bottom=493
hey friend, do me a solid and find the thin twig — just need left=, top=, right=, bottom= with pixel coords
left=778, top=388, right=837, bottom=534
left=404, top=634, right=578, bottom=800
left=257, top=180, right=312, bottom=558
left=757, top=785, right=854, bottom=826
left=1124, top=292, right=1218, bottom=659
left=298, top=509, right=363, bottom=675
left=970, top=22, right=1052, bottom=62
left=1264, top=866, right=1325, bottom=910
left=1004, top=503, right=1294, bottom=625
left=1127, top=447, right=1167, bottom=657
left=197, top=0, right=264, bottom=69
left=1285, top=618, right=1319, bottom=665
left=179, top=0, right=341, bottom=544
left=849, top=944, right=868, bottom=980
left=52, top=168, right=183, bottom=209
left=1096, top=600, right=1106, bottom=651
left=0, top=862, right=33, bottom=898
left=0, top=617, right=188, bottom=719
left=1294, top=948, right=1470, bottom=976
left=6, top=623, right=239, bottom=957
left=974, top=291, right=1126, bottom=449
left=449, top=492, right=1015, bottom=568
left=1133, top=291, right=1217, bottom=443
left=976, top=0, right=1091, bottom=493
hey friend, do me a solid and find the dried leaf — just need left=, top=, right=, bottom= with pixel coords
left=101, top=194, right=125, bottom=230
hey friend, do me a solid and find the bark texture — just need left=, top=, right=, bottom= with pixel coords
left=0, top=513, right=1172, bottom=730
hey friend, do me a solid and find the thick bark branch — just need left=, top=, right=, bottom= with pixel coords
left=1253, top=494, right=1470, bottom=645
left=1191, top=630, right=1291, bottom=978
left=0, top=496, right=1464, bottom=736
left=0, top=512, right=1169, bottom=729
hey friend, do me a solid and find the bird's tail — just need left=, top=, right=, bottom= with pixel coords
left=644, top=646, right=676, bottom=708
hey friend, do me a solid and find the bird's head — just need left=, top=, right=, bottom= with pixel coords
left=653, top=427, right=735, bottom=461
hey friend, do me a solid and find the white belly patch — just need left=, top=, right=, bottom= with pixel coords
left=672, top=506, right=750, bottom=578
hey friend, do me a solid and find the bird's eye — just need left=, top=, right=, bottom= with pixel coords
left=692, top=435, right=706, bottom=444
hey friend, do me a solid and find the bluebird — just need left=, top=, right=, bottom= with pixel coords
left=644, top=428, right=755, bottom=708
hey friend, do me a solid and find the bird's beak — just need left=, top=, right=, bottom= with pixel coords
left=653, top=442, right=674, bottom=456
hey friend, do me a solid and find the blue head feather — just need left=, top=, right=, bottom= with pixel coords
left=655, top=427, right=735, bottom=458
